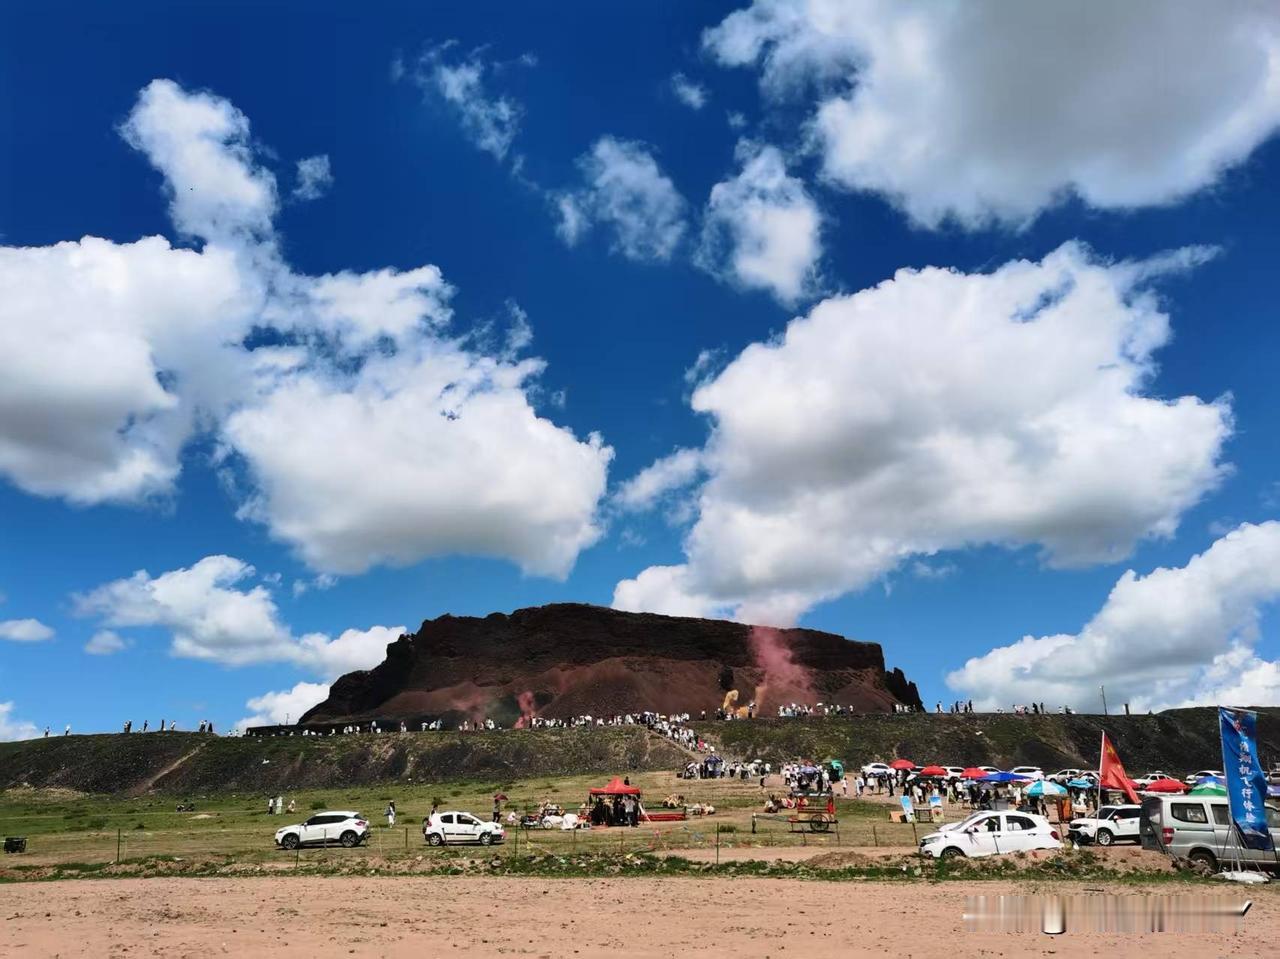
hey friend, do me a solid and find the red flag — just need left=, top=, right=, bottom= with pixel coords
left=1099, top=731, right=1140, bottom=804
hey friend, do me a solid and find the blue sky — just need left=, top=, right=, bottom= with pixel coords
left=2, top=1, right=1280, bottom=735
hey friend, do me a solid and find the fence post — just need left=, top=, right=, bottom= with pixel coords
left=116, top=828, right=121, bottom=863
left=872, top=824, right=878, bottom=847
left=715, top=824, right=720, bottom=866
left=404, top=827, right=408, bottom=851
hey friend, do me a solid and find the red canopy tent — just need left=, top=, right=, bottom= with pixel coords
left=589, top=776, right=641, bottom=796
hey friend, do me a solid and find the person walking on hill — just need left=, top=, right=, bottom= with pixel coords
left=386, top=801, right=396, bottom=827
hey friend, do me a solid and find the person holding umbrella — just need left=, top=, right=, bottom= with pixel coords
left=492, top=792, right=508, bottom=822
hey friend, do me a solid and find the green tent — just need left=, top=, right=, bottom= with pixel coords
left=1189, top=783, right=1227, bottom=796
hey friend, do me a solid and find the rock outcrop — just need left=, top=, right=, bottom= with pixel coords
left=300, top=603, right=921, bottom=726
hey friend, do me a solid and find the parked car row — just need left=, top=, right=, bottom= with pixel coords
left=274, top=810, right=505, bottom=851
left=862, top=762, right=1243, bottom=787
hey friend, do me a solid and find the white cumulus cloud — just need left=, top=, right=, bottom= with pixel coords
left=293, top=154, right=333, bottom=201
left=407, top=43, right=525, bottom=160
left=0, top=619, right=54, bottom=642
left=671, top=72, right=708, bottom=110
left=705, top=0, right=1280, bottom=227
left=697, top=140, right=822, bottom=303
left=614, top=243, right=1231, bottom=625
left=235, top=680, right=332, bottom=731
left=947, top=522, right=1280, bottom=712
left=1, top=79, right=611, bottom=581
left=74, top=554, right=404, bottom=673
left=556, top=137, right=687, bottom=262
left=0, top=702, right=39, bottom=741
left=85, top=630, right=130, bottom=655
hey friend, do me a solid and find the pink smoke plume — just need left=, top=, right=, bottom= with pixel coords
left=513, top=690, right=536, bottom=729
left=749, top=626, right=816, bottom=708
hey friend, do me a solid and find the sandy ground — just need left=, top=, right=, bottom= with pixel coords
left=2, top=875, right=1276, bottom=958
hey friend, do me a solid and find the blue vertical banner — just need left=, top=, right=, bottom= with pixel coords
left=1219, top=707, right=1274, bottom=852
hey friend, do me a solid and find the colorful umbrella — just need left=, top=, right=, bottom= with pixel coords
left=1027, top=780, right=1066, bottom=797
left=889, top=759, right=914, bottom=770
left=1190, top=783, right=1227, bottom=796
left=980, top=771, right=1028, bottom=783
left=919, top=765, right=948, bottom=777
left=961, top=767, right=987, bottom=780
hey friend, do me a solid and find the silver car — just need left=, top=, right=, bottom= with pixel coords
left=1140, top=796, right=1280, bottom=871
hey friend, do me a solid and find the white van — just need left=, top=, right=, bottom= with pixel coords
left=1140, top=796, right=1280, bottom=871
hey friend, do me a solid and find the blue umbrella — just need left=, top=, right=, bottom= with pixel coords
left=1268, top=784, right=1280, bottom=799
left=1027, top=780, right=1067, bottom=797
left=1196, top=775, right=1226, bottom=786
left=1066, top=778, right=1095, bottom=789
left=980, top=772, right=1027, bottom=783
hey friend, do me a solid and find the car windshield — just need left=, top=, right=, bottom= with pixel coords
left=1096, top=807, right=1116, bottom=818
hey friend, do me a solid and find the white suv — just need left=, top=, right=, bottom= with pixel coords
left=275, top=811, right=368, bottom=849
left=861, top=762, right=892, bottom=777
left=1009, top=766, right=1044, bottom=781
left=919, top=811, right=1061, bottom=859
left=1067, top=805, right=1141, bottom=846
left=424, top=811, right=506, bottom=846
left=1183, top=769, right=1224, bottom=785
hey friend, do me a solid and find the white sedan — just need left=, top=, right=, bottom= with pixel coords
left=861, top=762, right=892, bottom=777
left=919, top=812, right=1062, bottom=859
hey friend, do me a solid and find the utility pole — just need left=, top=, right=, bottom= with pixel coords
left=1100, top=685, right=1108, bottom=717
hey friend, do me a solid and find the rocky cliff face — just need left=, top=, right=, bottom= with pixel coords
left=300, top=604, right=921, bottom=726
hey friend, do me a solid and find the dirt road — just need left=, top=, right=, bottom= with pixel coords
left=3, top=876, right=1276, bottom=958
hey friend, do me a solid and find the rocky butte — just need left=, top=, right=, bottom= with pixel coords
left=300, top=603, right=921, bottom=727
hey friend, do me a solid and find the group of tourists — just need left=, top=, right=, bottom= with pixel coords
left=119, top=718, right=202, bottom=733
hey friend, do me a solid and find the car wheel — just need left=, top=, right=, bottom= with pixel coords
left=340, top=830, right=358, bottom=848
left=479, top=832, right=493, bottom=846
left=280, top=833, right=299, bottom=850
left=428, top=833, right=444, bottom=847
left=1095, top=829, right=1114, bottom=847
left=939, top=846, right=965, bottom=860
left=1188, top=849, right=1218, bottom=872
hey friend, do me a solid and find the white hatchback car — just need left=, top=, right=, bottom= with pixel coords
left=861, top=762, right=892, bottom=777
left=1067, top=804, right=1141, bottom=846
left=424, top=811, right=506, bottom=846
left=275, top=811, right=368, bottom=849
left=919, top=811, right=1061, bottom=859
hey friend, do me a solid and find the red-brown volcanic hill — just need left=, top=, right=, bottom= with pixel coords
left=299, top=604, right=921, bottom=727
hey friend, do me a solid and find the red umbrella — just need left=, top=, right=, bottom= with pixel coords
left=919, top=765, right=948, bottom=777
left=889, top=759, right=914, bottom=770
left=1144, top=778, right=1187, bottom=794
left=961, top=767, right=986, bottom=780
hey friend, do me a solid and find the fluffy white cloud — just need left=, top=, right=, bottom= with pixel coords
left=121, top=78, right=277, bottom=240
left=294, top=625, right=405, bottom=679
left=2, top=79, right=611, bottom=580
left=293, top=154, right=333, bottom=201
left=0, top=619, right=54, bottom=642
left=0, top=237, right=256, bottom=503
left=614, top=243, right=1231, bottom=624
left=234, top=680, right=331, bottom=731
left=407, top=43, right=524, bottom=160
left=556, top=137, right=687, bottom=262
left=948, top=522, right=1280, bottom=711
left=0, top=702, right=38, bottom=742
left=705, top=1, right=1280, bottom=226
left=671, top=72, right=708, bottom=110
left=697, top=141, right=822, bottom=303
left=224, top=347, right=611, bottom=577
left=75, top=554, right=405, bottom=672
left=84, top=630, right=130, bottom=655
left=614, top=448, right=704, bottom=512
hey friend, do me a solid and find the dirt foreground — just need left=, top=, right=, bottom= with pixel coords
left=2, top=876, right=1277, bottom=958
